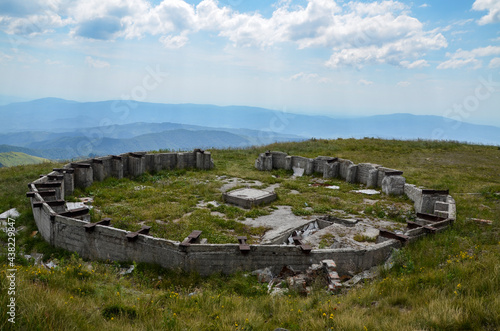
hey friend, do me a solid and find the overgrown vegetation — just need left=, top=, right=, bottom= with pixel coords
left=0, top=139, right=499, bottom=330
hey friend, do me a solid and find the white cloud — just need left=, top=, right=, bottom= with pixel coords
left=472, top=0, right=500, bottom=25
left=419, top=4, right=430, bottom=8
left=0, top=0, right=447, bottom=69
left=159, top=33, right=189, bottom=49
left=397, top=81, right=411, bottom=87
left=437, top=58, right=482, bottom=70
left=489, top=57, right=500, bottom=68
left=287, top=72, right=332, bottom=83
left=357, top=79, right=374, bottom=86
left=400, top=59, right=429, bottom=69
left=85, top=56, right=110, bottom=69
left=438, top=45, right=500, bottom=69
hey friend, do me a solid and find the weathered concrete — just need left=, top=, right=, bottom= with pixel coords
left=346, top=164, right=358, bottom=183
left=223, top=188, right=277, bottom=209
left=72, top=163, right=93, bottom=188
left=128, top=153, right=146, bottom=177
left=271, top=151, right=288, bottom=169
left=91, top=159, right=105, bottom=182
left=323, top=161, right=339, bottom=179
left=367, top=168, right=379, bottom=188
left=382, top=175, right=406, bottom=195
left=357, top=163, right=380, bottom=185
left=27, top=149, right=455, bottom=277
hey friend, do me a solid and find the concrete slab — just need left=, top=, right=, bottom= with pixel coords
left=0, top=208, right=20, bottom=219
left=241, top=206, right=314, bottom=244
left=223, top=188, right=277, bottom=209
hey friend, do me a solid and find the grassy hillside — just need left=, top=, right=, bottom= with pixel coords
left=0, top=139, right=498, bottom=330
left=0, top=151, right=50, bottom=167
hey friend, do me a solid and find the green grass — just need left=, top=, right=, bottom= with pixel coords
left=0, top=138, right=499, bottom=330
left=0, top=151, right=50, bottom=167
left=73, top=142, right=416, bottom=243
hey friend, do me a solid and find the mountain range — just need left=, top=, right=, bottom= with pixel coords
left=0, top=98, right=498, bottom=161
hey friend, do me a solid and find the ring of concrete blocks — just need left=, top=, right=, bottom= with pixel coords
left=26, top=149, right=456, bottom=277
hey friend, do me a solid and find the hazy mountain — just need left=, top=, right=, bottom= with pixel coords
left=20, top=129, right=290, bottom=160
left=1, top=98, right=499, bottom=146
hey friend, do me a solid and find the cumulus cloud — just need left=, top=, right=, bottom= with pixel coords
left=438, top=45, right=500, bottom=69
left=85, top=56, right=110, bottom=69
left=159, top=33, right=189, bottom=49
left=0, top=0, right=447, bottom=69
left=472, top=0, right=500, bottom=25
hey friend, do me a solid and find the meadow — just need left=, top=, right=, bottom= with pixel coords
left=0, top=138, right=499, bottom=330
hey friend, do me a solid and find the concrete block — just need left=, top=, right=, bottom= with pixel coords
left=284, top=156, right=293, bottom=170
left=367, top=168, right=379, bottom=188
left=98, top=156, right=113, bottom=179
left=377, top=167, right=404, bottom=187
left=314, top=156, right=336, bottom=174
left=346, top=164, right=358, bottom=183
left=72, top=164, right=93, bottom=189
left=357, top=163, right=379, bottom=185
left=382, top=175, right=406, bottom=195
left=128, top=153, right=145, bottom=177
left=271, top=151, right=288, bottom=169
left=121, top=154, right=129, bottom=177
left=338, top=159, right=354, bottom=180
left=420, top=194, right=447, bottom=214
left=158, top=153, right=177, bottom=170
left=196, top=151, right=213, bottom=170
left=222, top=188, right=277, bottom=209
left=111, top=157, right=123, bottom=179
left=323, top=161, right=339, bottom=179
left=145, top=154, right=159, bottom=173
left=434, top=201, right=449, bottom=212
left=91, top=159, right=105, bottom=182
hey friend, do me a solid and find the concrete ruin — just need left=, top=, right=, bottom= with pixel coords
left=222, top=188, right=277, bottom=208
left=255, top=151, right=406, bottom=195
left=26, top=149, right=456, bottom=277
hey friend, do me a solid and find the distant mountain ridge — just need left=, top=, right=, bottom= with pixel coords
left=0, top=98, right=498, bottom=162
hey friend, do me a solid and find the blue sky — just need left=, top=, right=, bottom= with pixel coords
left=0, top=0, right=499, bottom=126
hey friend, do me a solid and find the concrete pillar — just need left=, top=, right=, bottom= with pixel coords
left=271, top=151, right=288, bottom=169
left=99, top=156, right=112, bottom=179
left=338, top=159, right=354, bottom=180
left=382, top=175, right=406, bottom=195
left=346, top=165, right=358, bottom=183
left=121, top=153, right=129, bottom=177
left=128, top=153, right=145, bottom=177
left=323, top=161, right=339, bottom=179
left=263, top=153, right=273, bottom=171
left=72, top=163, right=93, bottom=188
left=314, top=156, right=336, bottom=174
left=91, top=159, right=105, bottom=182
left=284, top=156, right=292, bottom=170
left=367, top=169, right=379, bottom=188
left=145, top=154, right=159, bottom=173
left=196, top=151, right=214, bottom=170
left=111, top=156, right=123, bottom=179
left=159, top=153, right=178, bottom=170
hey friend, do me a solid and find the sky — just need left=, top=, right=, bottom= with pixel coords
left=0, top=0, right=499, bottom=126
